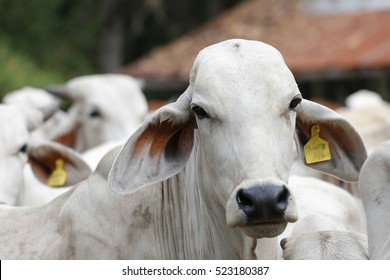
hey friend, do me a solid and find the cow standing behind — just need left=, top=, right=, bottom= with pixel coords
left=277, top=175, right=367, bottom=259
left=0, top=104, right=43, bottom=205
left=358, top=140, right=390, bottom=259
left=1, top=89, right=93, bottom=207
left=42, top=74, right=148, bottom=152
left=0, top=39, right=366, bottom=259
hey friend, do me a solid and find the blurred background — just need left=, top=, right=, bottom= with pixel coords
left=1, top=0, right=389, bottom=103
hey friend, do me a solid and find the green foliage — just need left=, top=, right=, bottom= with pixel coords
left=0, top=37, right=65, bottom=98
left=0, top=0, right=100, bottom=78
left=0, top=0, right=244, bottom=99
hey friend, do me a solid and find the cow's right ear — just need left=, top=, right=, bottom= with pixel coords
left=108, top=88, right=195, bottom=194
left=28, top=141, right=92, bottom=187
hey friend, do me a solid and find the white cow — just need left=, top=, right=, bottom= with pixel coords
left=358, top=140, right=390, bottom=259
left=288, top=176, right=366, bottom=234
left=276, top=176, right=367, bottom=260
left=0, top=104, right=43, bottom=205
left=281, top=230, right=368, bottom=260
left=2, top=85, right=77, bottom=148
left=344, top=89, right=383, bottom=109
left=43, top=74, right=148, bottom=151
left=275, top=175, right=366, bottom=259
left=0, top=39, right=367, bottom=259
left=0, top=101, right=91, bottom=207
left=2, top=86, right=60, bottom=119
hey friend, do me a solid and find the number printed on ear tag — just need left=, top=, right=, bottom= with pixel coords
left=304, top=125, right=332, bottom=164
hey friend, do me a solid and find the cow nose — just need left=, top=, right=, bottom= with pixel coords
left=236, top=184, right=289, bottom=224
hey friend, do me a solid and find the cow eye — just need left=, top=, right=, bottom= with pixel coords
left=89, top=110, right=102, bottom=118
left=289, top=98, right=302, bottom=110
left=19, top=144, right=28, bottom=153
left=192, top=105, right=210, bottom=119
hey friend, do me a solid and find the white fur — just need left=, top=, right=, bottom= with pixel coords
left=358, top=140, right=390, bottom=259
left=42, top=74, right=148, bottom=151
left=0, top=103, right=92, bottom=207
left=277, top=176, right=367, bottom=259
left=281, top=230, right=368, bottom=260
left=0, top=104, right=42, bottom=205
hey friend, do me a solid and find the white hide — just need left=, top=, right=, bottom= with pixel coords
left=2, top=86, right=75, bottom=148
left=344, top=89, right=383, bottom=109
left=358, top=140, right=390, bottom=259
left=0, top=104, right=43, bottom=205
left=288, top=176, right=366, bottom=234
left=2, top=86, right=60, bottom=119
left=44, top=74, right=148, bottom=151
left=81, top=138, right=125, bottom=170
left=0, top=39, right=366, bottom=259
left=276, top=176, right=367, bottom=259
left=0, top=100, right=91, bottom=207
left=281, top=230, right=368, bottom=260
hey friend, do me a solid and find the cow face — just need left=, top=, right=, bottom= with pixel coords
left=189, top=40, right=300, bottom=237
left=46, top=74, right=148, bottom=152
left=108, top=39, right=367, bottom=239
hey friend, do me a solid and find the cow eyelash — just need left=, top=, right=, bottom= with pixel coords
left=191, top=105, right=210, bottom=119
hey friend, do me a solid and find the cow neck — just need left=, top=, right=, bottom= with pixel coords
left=154, top=147, right=258, bottom=259
left=72, top=154, right=258, bottom=259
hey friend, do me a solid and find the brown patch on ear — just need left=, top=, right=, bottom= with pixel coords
left=28, top=145, right=91, bottom=187
left=295, top=121, right=312, bottom=144
left=133, top=120, right=192, bottom=158
left=29, top=152, right=64, bottom=185
left=165, top=120, right=195, bottom=161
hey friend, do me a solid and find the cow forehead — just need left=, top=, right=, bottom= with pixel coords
left=190, top=39, right=298, bottom=109
left=192, top=39, right=290, bottom=77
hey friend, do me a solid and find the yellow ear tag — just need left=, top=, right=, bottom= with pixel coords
left=303, top=125, right=332, bottom=164
left=47, top=159, right=68, bottom=187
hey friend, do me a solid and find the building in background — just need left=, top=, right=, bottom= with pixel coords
left=122, top=0, right=390, bottom=104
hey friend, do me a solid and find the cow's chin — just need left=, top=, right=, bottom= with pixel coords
left=239, top=222, right=288, bottom=239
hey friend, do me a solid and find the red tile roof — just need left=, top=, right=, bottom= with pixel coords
left=122, top=0, right=390, bottom=88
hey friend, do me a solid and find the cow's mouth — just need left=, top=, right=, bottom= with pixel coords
left=241, top=221, right=288, bottom=238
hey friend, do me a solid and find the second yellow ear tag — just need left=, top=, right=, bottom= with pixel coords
left=47, top=159, right=68, bottom=187
left=304, top=125, right=331, bottom=164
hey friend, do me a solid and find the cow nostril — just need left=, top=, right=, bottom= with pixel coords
left=277, top=186, right=289, bottom=204
left=237, top=189, right=254, bottom=208
left=236, top=184, right=290, bottom=223
left=276, top=186, right=289, bottom=211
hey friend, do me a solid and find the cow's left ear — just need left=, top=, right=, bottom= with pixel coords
left=108, top=88, right=195, bottom=194
left=295, top=99, right=367, bottom=182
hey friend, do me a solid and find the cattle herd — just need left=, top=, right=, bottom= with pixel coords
left=0, top=39, right=389, bottom=260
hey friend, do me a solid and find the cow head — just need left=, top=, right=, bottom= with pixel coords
left=108, top=39, right=367, bottom=239
left=46, top=74, right=148, bottom=151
